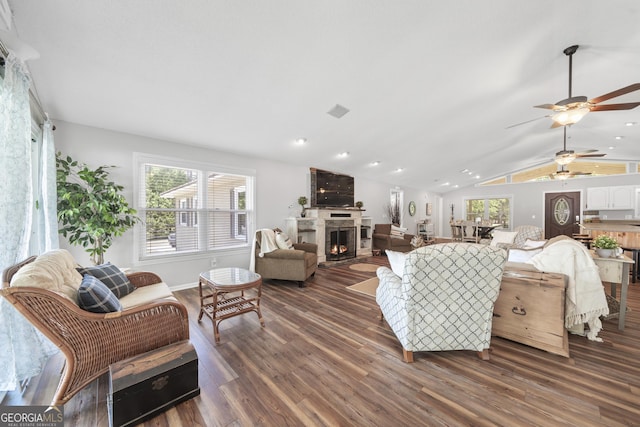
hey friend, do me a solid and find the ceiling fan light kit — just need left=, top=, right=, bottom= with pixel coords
left=551, top=106, right=590, bottom=127
left=554, top=152, right=577, bottom=165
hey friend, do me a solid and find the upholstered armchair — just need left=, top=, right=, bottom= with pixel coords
left=372, top=224, right=414, bottom=253
left=512, top=225, right=544, bottom=248
left=253, top=229, right=318, bottom=287
left=376, top=243, right=507, bottom=362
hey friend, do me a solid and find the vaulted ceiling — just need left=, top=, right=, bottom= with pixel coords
left=4, top=1, right=640, bottom=192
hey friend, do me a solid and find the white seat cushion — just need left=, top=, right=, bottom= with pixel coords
left=490, top=230, right=518, bottom=247
left=119, top=282, right=175, bottom=310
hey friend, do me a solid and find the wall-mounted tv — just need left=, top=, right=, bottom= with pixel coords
left=310, top=167, right=354, bottom=208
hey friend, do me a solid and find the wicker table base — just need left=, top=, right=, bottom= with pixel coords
left=198, top=268, right=264, bottom=342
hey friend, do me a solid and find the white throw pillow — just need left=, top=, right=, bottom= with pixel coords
left=275, top=231, right=294, bottom=250
left=523, top=239, right=546, bottom=249
left=385, top=250, right=407, bottom=277
left=390, top=225, right=408, bottom=237
left=490, top=230, right=518, bottom=247
left=508, top=248, right=542, bottom=263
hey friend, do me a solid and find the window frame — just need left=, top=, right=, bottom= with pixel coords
left=133, top=153, right=255, bottom=262
left=463, top=195, right=513, bottom=230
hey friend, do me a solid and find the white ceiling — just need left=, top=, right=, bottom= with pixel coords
left=5, top=0, right=640, bottom=193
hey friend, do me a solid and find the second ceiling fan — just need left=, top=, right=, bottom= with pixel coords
left=549, top=126, right=605, bottom=179
left=554, top=126, right=605, bottom=165
left=536, top=45, right=640, bottom=128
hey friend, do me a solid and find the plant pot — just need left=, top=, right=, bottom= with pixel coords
left=595, top=248, right=614, bottom=258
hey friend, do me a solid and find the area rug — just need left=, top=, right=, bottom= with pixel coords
left=346, top=277, right=378, bottom=297
left=348, top=263, right=380, bottom=272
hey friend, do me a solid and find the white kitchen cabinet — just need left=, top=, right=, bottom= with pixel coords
left=587, top=186, right=635, bottom=210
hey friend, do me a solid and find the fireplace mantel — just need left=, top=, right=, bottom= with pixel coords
left=284, top=209, right=372, bottom=263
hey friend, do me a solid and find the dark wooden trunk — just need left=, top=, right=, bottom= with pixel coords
left=108, top=340, right=200, bottom=427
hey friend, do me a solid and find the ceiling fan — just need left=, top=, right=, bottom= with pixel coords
left=549, top=164, right=591, bottom=180
left=554, top=126, right=605, bottom=165
left=535, top=45, right=640, bottom=128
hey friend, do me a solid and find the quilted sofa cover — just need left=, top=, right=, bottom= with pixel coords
left=376, top=243, right=507, bottom=361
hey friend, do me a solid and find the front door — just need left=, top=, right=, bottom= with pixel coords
left=544, top=191, right=581, bottom=239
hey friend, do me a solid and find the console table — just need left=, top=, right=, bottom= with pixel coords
left=591, top=252, right=634, bottom=331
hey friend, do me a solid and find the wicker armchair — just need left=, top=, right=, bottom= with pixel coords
left=1, top=252, right=189, bottom=406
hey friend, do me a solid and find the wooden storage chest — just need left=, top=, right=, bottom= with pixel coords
left=492, top=268, right=569, bottom=357
left=108, top=340, right=200, bottom=427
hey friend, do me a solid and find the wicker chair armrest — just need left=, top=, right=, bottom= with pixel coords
left=126, top=271, right=163, bottom=288
left=292, top=242, right=318, bottom=254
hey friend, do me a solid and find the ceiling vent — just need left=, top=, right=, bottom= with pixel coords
left=0, top=0, right=11, bottom=32
left=327, top=104, right=350, bottom=119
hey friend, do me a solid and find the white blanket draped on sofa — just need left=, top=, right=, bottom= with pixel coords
left=529, top=238, right=609, bottom=341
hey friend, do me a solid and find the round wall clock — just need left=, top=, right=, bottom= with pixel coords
left=408, top=201, right=416, bottom=216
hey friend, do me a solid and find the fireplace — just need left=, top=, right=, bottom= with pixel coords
left=325, top=222, right=356, bottom=261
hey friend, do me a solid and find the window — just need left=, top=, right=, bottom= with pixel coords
left=464, top=197, right=511, bottom=229
left=135, top=154, right=254, bottom=259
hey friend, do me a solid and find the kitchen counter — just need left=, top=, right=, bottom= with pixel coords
left=582, top=222, right=640, bottom=233
left=581, top=221, right=640, bottom=248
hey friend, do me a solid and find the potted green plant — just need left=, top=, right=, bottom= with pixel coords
left=56, top=152, right=140, bottom=264
left=355, top=201, right=363, bottom=209
left=298, top=196, right=308, bottom=217
left=593, top=235, right=619, bottom=258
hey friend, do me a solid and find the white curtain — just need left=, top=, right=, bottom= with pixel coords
left=0, top=53, right=33, bottom=269
left=37, top=118, right=59, bottom=252
left=0, top=53, right=58, bottom=393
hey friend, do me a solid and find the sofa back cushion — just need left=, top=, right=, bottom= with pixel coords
left=374, top=224, right=391, bottom=235
left=10, top=249, right=83, bottom=304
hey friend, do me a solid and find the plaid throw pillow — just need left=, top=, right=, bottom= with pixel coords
left=77, top=263, right=134, bottom=298
left=78, top=274, right=122, bottom=313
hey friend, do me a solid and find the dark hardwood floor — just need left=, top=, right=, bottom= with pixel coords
left=5, top=255, right=640, bottom=426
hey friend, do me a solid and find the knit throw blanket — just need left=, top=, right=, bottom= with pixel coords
left=529, top=239, right=609, bottom=341
left=249, top=229, right=280, bottom=272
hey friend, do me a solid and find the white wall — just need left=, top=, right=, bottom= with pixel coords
left=441, top=173, right=640, bottom=237
left=54, top=120, right=435, bottom=288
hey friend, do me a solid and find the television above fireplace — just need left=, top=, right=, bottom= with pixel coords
left=310, top=167, right=354, bottom=208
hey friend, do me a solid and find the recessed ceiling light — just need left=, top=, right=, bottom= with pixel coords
left=608, top=146, right=615, bottom=150
left=460, top=169, right=469, bottom=173
left=370, top=161, right=381, bottom=166
left=295, top=138, right=307, bottom=145
left=453, top=184, right=459, bottom=188
left=625, top=122, right=637, bottom=126
left=475, top=175, right=480, bottom=179
left=615, top=136, right=624, bottom=140
left=338, top=151, right=349, bottom=157
left=395, top=168, right=404, bottom=172
left=442, top=182, right=450, bottom=186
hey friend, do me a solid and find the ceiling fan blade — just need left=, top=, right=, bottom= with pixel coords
left=505, top=115, right=550, bottom=129
left=571, top=171, right=592, bottom=176
left=589, top=83, right=640, bottom=104
left=576, top=153, right=606, bottom=158
left=590, top=102, right=640, bottom=111
left=534, top=103, right=560, bottom=110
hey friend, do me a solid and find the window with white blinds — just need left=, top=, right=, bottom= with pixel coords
left=135, top=155, right=254, bottom=259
